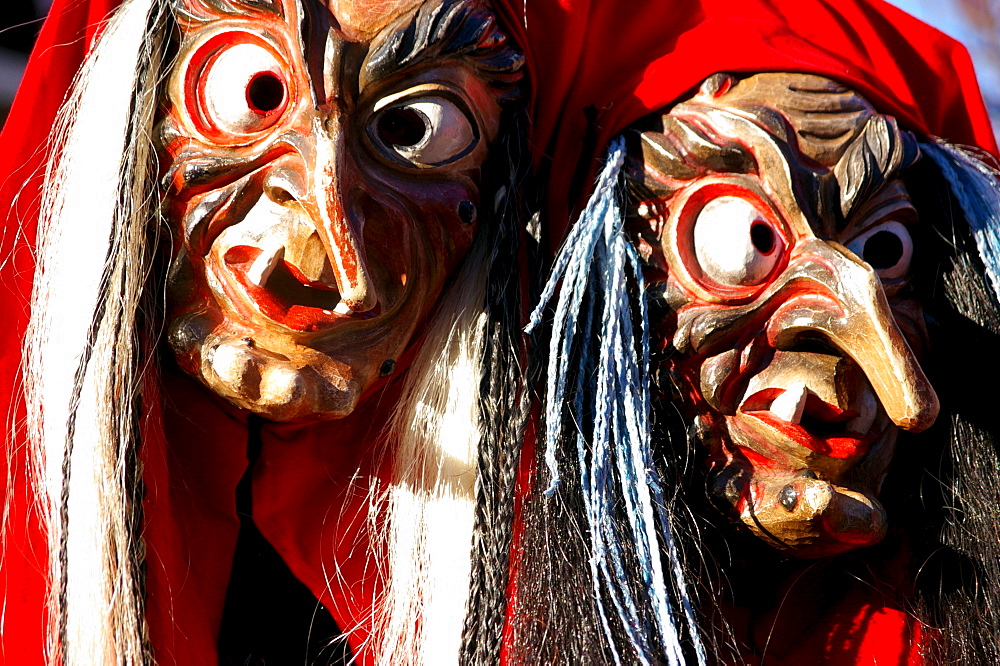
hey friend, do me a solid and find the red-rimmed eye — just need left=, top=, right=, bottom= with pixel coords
left=191, top=39, right=289, bottom=136
left=692, top=196, right=782, bottom=286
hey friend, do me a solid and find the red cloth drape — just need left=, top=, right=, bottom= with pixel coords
left=0, top=0, right=995, bottom=664
left=490, top=0, right=998, bottom=251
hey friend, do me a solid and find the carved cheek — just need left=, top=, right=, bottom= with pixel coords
left=357, top=175, right=480, bottom=311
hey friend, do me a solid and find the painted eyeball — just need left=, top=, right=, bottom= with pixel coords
left=371, top=95, right=477, bottom=167
left=198, top=42, right=288, bottom=135
left=846, top=220, right=913, bottom=280
left=693, top=196, right=782, bottom=286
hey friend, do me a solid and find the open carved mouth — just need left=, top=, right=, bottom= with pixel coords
left=701, top=338, right=885, bottom=468
left=738, top=385, right=876, bottom=460
left=222, top=244, right=381, bottom=332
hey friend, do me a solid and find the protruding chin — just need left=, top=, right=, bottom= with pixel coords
left=169, top=316, right=363, bottom=421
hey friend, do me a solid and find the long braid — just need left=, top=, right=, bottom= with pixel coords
left=460, top=108, right=532, bottom=665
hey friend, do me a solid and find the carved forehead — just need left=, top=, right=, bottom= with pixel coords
left=325, top=0, right=428, bottom=41
left=701, top=72, right=877, bottom=167
left=632, top=73, right=919, bottom=223
left=175, top=0, right=440, bottom=42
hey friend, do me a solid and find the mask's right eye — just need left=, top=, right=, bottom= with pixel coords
left=185, top=35, right=290, bottom=138
left=692, top=195, right=783, bottom=287
left=846, top=220, right=913, bottom=280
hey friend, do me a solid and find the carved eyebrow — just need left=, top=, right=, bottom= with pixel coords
left=625, top=113, right=755, bottom=203
left=360, top=0, right=524, bottom=101
left=833, top=115, right=920, bottom=220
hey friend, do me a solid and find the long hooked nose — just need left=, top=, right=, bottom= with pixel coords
left=765, top=238, right=939, bottom=432
left=274, top=118, right=379, bottom=313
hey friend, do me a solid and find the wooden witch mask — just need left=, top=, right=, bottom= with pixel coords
left=158, top=0, right=522, bottom=421
left=626, top=73, right=941, bottom=557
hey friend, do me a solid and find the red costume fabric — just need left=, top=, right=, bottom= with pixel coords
left=0, top=0, right=995, bottom=664
left=490, top=0, right=999, bottom=250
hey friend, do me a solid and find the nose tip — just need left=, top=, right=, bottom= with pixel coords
left=314, top=185, right=379, bottom=313
left=308, top=122, right=381, bottom=314
left=766, top=239, right=939, bottom=432
left=338, top=276, right=378, bottom=312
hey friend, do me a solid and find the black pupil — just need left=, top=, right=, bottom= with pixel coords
left=863, top=230, right=904, bottom=270
left=750, top=221, right=775, bottom=255
left=247, top=73, right=285, bottom=113
left=377, top=108, right=428, bottom=148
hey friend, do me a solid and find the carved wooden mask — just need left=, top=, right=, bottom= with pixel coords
left=626, top=73, right=940, bottom=557
left=159, top=0, right=523, bottom=421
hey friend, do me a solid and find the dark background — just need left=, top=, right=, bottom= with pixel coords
left=0, top=0, right=44, bottom=125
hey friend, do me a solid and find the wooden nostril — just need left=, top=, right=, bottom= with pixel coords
left=267, top=184, right=295, bottom=204
left=263, top=166, right=306, bottom=205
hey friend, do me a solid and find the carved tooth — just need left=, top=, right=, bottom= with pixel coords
left=846, top=385, right=878, bottom=433
left=247, top=241, right=285, bottom=287
left=770, top=382, right=808, bottom=424
left=333, top=301, right=352, bottom=315
left=288, top=231, right=335, bottom=284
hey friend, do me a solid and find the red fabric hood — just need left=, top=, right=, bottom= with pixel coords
left=489, top=0, right=999, bottom=250
left=0, top=0, right=995, bottom=663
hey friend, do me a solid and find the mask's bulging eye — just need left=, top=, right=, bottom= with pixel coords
left=376, top=107, right=428, bottom=147
left=693, top=196, right=782, bottom=286
left=198, top=41, right=288, bottom=135
left=372, top=96, right=477, bottom=167
left=247, top=72, right=285, bottom=113
left=847, top=220, right=913, bottom=280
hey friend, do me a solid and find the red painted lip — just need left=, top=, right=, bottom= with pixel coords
left=222, top=245, right=381, bottom=332
left=739, top=387, right=873, bottom=459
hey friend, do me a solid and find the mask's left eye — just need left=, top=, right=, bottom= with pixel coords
left=846, top=220, right=913, bottom=280
left=191, top=40, right=289, bottom=136
left=370, top=95, right=478, bottom=167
